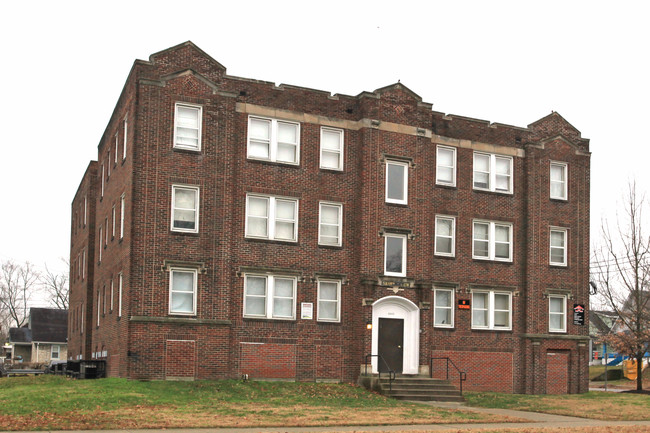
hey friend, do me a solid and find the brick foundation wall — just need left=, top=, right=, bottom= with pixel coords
left=239, top=342, right=296, bottom=379
left=432, top=350, right=514, bottom=393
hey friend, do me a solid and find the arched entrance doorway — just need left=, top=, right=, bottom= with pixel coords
left=371, top=296, right=419, bottom=374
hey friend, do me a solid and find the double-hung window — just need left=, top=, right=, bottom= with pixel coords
left=169, top=268, right=197, bottom=315
left=171, top=185, right=199, bottom=233
left=319, top=202, right=342, bottom=246
left=473, top=220, right=513, bottom=261
left=246, top=194, right=298, bottom=242
left=549, top=295, right=567, bottom=332
left=51, top=344, right=60, bottom=360
left=384, top=234, right=407, bottom=277
left=434, top=287, right=454, bottom=327
left=436, top=146, right=456, bottom=186
left=550, top=228, right=567, bottom=266
left=320, top=127, right=344, bottom=170
left=244, top=274, right=296, bottom=320
left=473, top=152, right=513, bottom=193
left=435, top=216, right=455, bottom=256
left=550, top=162, right=568, bottom=200
left=386, top=160, right=408, bottom=204
left=174, top=103, right=202, bottom=151
left=123, top=117, right=128, bottom=160
left=120, top=194, right=125, bottom=239
left=317, top=279, right=341, bottom=322
left=247, top=116, right=300, bottom=164
left=471, top=290, right=512, bottom=330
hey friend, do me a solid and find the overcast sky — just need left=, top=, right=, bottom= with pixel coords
left=1, top=1, right=649, bottom=295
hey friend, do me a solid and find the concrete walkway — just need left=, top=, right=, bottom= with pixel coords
left=3, top=403, right=650, bottom=433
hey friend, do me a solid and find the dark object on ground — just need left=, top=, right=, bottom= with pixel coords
left=45, top=360, right=67, bottom=375
left=622, top=389, right=650, bottom=395
left=66, top=360, right=106, bottom=379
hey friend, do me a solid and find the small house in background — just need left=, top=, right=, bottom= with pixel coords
left=7, top=308, right=68, bottom=364
left=589, top=310, right=617, bottom=361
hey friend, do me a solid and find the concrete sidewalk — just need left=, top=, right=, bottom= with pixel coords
left=2, top=403, right=650, bottom=433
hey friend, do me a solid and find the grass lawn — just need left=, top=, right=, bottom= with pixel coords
left=465, top=390, right=650, bottom=421
left=0, top=376, right=513, bottom=431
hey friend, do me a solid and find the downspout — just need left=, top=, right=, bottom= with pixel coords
left=35, top=342, right=39, bottom=363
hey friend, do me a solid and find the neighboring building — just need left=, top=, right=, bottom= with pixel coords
left=69, top=41, right=591, bottom=394
left=7, top=308, right=68, bottom=363
left=589, top=310, right=616, bottom=360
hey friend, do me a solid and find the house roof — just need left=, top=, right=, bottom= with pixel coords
left=9, top=327, right=32, bottom=343
left=29, top=308, right=67, bottom=343
left=590, top=310, right=615, bottom=335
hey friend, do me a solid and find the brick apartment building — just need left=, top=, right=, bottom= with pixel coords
left=69, top=41, right=590, bottom=394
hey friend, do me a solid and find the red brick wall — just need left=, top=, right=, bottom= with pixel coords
left=316, top=345, right=342, bottom=380
left=546, top=351, right=569, bottom=394
left=165, top=340, right=196, bottom=379
left=239, top=343, right=296, bottom=379
left=432, top=350, right=514, bottom=393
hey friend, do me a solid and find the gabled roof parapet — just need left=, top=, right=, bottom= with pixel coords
left=148, top=40, right=226, bottom=72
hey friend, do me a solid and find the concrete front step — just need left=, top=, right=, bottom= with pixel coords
left=373, top=376, right=464, bottom=402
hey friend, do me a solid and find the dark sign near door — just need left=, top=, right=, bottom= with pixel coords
left=573, top=304, right=585, bottom=326
left=378, top=318, right=404, bottom=373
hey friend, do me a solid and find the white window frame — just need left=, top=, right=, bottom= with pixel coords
left=385, top=160, right=408, bottom=204
left=247, top=116, right=301, bottom=165
left=471, top=290, right=512, bottom=330
left=549, top=294, right=567, bottom=333
left=384, top=234, right=407, bottom=277
left=433, top=287, right=454, bottom=328
left=101, top=164, right=105, bottom=198
left=245, top=194, right=299, bottom=242
left=98, top=226, right=103, bottom=262
left=173, top=102, right=202, bottom=151
left=320, top=127, right=344, bottom=171
left=550, top=161, right=568, bottom=200
left=168, top=267, right=198, bottom=316
left=123, top=116, right=128, bottom=160
left=110, top=279, right=114, bottom=311
left=434, top=215, right=456, bottom=257
left=550, top=227, right=568, bottom=266
left=117, top=272, right=123, bottom=318
left=105, top=217, right=109, bottom=246
left=120, top=194, right=125, bottom=239
left=436, top=145, right=457, bottom=187
left=472, top=220, right=513, bottom=262
left=317, top=279, right=341, bottom=322
left=114, top=132, right=119, bottom=164
left=82, top=249, right=86, bottom=280
left=84, top=195, right=87, bottom=226
left=97, top=290, right=101, bottom=327
left=51, top=344, right=60, bottom=360
left=473, top=152, right=513, bottom=194
left=171, top=185, right=200, bottom=233
left=112, top=205, right=116, bottom=238
left=318, top=202, right=342, bottom=246
left=243, top=274, right=297, bottom=320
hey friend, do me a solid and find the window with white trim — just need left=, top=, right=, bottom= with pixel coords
left=473, top=220, right=513, bottom=261
left=247, top=116, right=300, bottom=164
left=123, top=117, right=128, bottom=160
left=110, top=279, right=114, bottom=311
left=118, top=273, right=123, bottom=318
left=386, top=160, right=408, bottom=204
left=384, top=234, right=407, bottom=277
left=317, top=279, right=341, bottom=322
left=435, top=216, right=455, bottom=256
left=174, top=103, right=202, bottom=150
left=243, top=274, right=296, bottom=320
left=171, top=185, right=199, bottom=233
left=550, top=228, right=567, bottom=266
left=245, top=194, right=298, bottom=242
left=114, top=133, right=119, bottom=164
left=112, top=205, right=116, bottom=238
left=473, top=152, right=513, bottom=193
left=169, top=268, right=197, bottom=315
left=550, top=162, right=568, bottom=200
left=436, top=146, right=456, bottom=186
left=98, top=226, right=103, bottom=262
left=96, top=290, right=101, bottom=327
left=434, top=288, right=454, bottom=328
left=101, top=164, right=105, bottom=198
left=320, top=127, right=344, bottom=170
left=471, top=290, right=512, bottom=330
left=51, top=344, right=60, bottom=360
left=319, top=202, right=342, bottom=246
left=120, top=194, right=125, bottom=239
left=549, top=295, right=567, bottom=332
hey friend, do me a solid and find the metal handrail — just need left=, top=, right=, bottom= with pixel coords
left=364, top=354, right=396, bottom=391
left=430, top=357, right=467, bottom=395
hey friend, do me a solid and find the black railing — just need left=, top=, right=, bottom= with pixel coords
left=364, top=354, right=396, bottom=391
left=430, top=357, right=467, bottom=395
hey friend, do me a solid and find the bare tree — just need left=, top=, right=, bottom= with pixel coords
left=41, top=260, right=69, bottom=310
left=592, top=182, right=650, bottom=391
left=0, top=260, right=39, bottom=328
